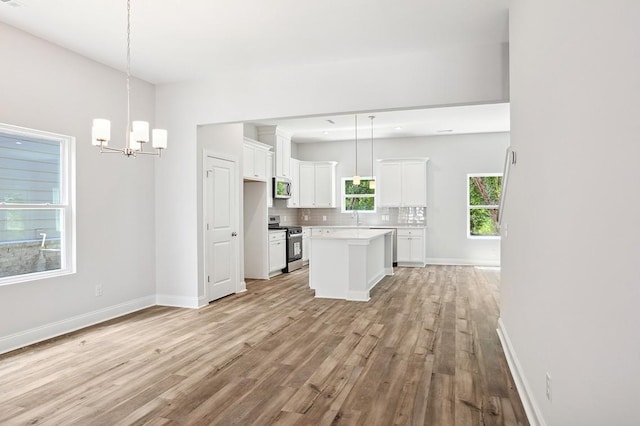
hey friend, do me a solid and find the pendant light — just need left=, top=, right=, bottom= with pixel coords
left=352, top=115, right=361, bottom=185
left=91, top=0, right=167, bottom=157
left=369, top=115, right=376, bottom=189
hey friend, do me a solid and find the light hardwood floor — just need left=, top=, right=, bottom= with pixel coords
left=0, top=265, right=528, bottom=425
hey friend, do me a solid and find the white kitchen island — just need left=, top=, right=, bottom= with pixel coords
left=309, top=229, right=394, bottom=301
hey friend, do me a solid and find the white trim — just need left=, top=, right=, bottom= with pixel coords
left=0, top=296, right=155, bottom=356
left=425, top=257, right=500, bottom=267
left=497, top=318, right=546, bottom=426
left=156, top=294, right=201, bottom=309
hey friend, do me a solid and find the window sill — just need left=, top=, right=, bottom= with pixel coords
left=467, top=235, right=501, bottom=240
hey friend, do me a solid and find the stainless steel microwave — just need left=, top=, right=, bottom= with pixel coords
left=273, top=177, right=292, bottom=199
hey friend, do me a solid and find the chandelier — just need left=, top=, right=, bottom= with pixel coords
left=91, top=0, right=167, bottom=157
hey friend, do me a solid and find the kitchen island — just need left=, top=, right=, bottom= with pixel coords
left=309, top=229, right=394, bottom=301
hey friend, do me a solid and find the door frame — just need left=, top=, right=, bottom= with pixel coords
left=202, top=149, right=244, bottom=304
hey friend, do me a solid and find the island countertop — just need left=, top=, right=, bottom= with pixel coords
left=310, top=228, right=392, bottom=241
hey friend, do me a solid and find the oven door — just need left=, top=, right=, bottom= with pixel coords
left=288, top=234, right=303, bottom=262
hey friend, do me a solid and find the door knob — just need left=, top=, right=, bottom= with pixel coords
left=231, top=232, right=237, bottom=237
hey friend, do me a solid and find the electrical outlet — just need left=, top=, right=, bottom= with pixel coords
left=283, top=215, right=287, bottom=221
left=95, top=284, right=103, bottom=297
left=322, top=216, right=327, bottom=221
left=304, top=215, right=309, bottom=221
left=546, top=373, right=552, bottom=401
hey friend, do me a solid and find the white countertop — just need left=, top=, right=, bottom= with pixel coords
left=302, top=224, right=425, bottom=229
left=310, top=228, right=393, bottom=241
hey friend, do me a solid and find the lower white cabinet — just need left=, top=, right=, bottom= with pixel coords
left=302, top=227, right=310, bottom=264
left=397, top=228, right=426, bottom=267
left=269, top=230, right=286, bottom=274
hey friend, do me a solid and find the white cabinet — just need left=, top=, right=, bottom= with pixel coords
left=302, top=227, right=310, bottom=264
left=258, top=126, right=291, bottom=179
left=267, top=152, right=273, bottom=208
left=298, top=161, right=337, bottom=208
left=269, top=230, right=286, bottom=274
left=243, top=138, right=271, bottom=181
left=377, top=158, right=428, bottom=207
left=396, top=228, right=426, bottom=267
left=287, top=158, right=300, bottom=208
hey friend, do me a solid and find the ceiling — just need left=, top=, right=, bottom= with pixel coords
left=0, top=1, right=510, bottom=140
left=249, top=103, right=510, bottom=143
left=0, top=0, right=508, bottom=85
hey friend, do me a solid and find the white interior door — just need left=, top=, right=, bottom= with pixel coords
left=205, top=155, right=238, bottom=302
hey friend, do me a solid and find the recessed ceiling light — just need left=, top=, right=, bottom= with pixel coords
left=323, top=131, right=329, bottom=135
left=16, top=141, right=22, bottom=144
left=394, top=126, right=402, bottom=130
left=436, top=129, right=453, bottom=133
left=326, top=119, right=335, bottom=124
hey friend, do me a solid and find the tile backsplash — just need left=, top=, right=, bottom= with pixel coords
left=268, top=201, right=426, bottom=227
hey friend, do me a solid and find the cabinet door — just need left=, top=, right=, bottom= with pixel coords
left=299, top=163, right=316, bottom=207
left=267, top=152, right=273, bottom=208
left=397, top=236, right=412, bottom=262
left=410, top=236, right=425, bottom=263
left=402, top=161, right=427, bottom=206
left=253, top=148, right=267, bottom=180
left=269, top=239, right=286, bottom=272
left=287, top=158, right=300, bottom=208
left=275, top=134, right=291, bottom=178
left=314, top=164, right=334, bottom=208
left=243, top=144, right=254, bottom=179
left=302, top=235, right=309, bottom=262
left=378, top=162, right=402, bottom=207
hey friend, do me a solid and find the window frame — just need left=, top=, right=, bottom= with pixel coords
left=341, top=176, right=377, bottom=214
left=467, top=173, right=502, bottom=240
left=0, top=123, right=76, bottom=286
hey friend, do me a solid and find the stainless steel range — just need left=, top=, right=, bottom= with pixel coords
left=268, top=215, right=303, bottom=273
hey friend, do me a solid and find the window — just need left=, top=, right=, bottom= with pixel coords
left=0, top=123, right=75, bottom=284
left=468, top=174, right=502, bottom=237
left=342, top=177, right=376, bottom=213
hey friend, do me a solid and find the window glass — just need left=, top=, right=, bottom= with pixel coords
left=0, top=124, right=74, bottom=283
left=342, top=178, right=376, bottom=212
left=468, top=175, right=502, bottom=237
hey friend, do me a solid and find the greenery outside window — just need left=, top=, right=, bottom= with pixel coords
left=0, top=123, right=76, bottom=285
left=342, top=177, right=376, bottom=213
left=468, top=174, right=502, bottom=238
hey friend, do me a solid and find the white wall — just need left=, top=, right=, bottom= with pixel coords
left=155, top=43, right=509, bottom=304
left=0, top=23, right=157, bottom=353
left=501, top=1, right=640, bottom=424
left=297, top=133, right=508, bottom=265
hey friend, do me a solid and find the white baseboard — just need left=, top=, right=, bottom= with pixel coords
left=426, top=257, right=500, bottom=267
left=497, top=318, right=546, bottom=426
left=0, top=296, right=155, bottom=356
left=156, top=294, right=201, bottom=309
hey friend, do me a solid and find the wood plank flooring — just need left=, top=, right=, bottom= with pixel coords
left=0, top=265, right=528, bottom=425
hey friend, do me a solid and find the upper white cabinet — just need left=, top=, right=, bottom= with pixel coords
left=243, top=138, right=271, bottom=181
left=267, top=151, right=274, bottom=208
left=377, top=158, right=429, bottom=207
left=287, top=158, right=300, bottom=208
left=299, top=161, right=337, bottom=208
left=257, top=126, right=291, bottom=179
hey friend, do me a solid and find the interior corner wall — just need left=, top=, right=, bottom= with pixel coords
left=502, top=1, right=640, bottom=424
left=0, top=23, right=157, bottom=353
left=154, top=42, right=509, bottom=304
